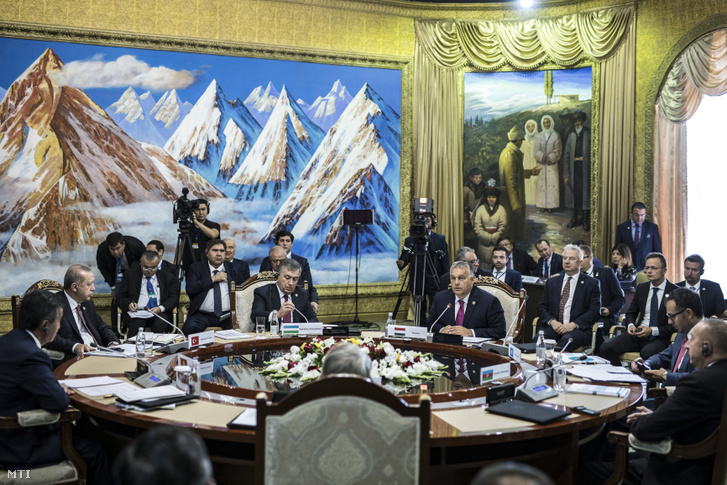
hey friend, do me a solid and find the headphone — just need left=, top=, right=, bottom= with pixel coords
left=42, top=325, right=49, bottom=333
left=702, top=342, right=711, bottom=357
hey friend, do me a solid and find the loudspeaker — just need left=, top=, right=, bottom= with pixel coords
left=342, top=209, right=373, bottom=225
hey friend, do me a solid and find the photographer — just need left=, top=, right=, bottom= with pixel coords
left=181, top=199, right=220, bottom=272
left=396, top=207, right=450, bottom=326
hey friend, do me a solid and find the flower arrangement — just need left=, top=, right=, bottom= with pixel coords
left=260, top=336, right=447, bottom=384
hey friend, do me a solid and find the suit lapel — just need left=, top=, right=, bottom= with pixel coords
left=463, top=288, right=477, bottom=328
left=64, top=298, right=83, bottom=340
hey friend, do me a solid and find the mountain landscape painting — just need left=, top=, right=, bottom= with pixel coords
left=0, top=37, right=402, bottom=295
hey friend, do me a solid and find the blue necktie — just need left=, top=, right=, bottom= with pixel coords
left=213, top=270, right=222, bottom=317
left=146, top=277, right=158, bottom=309
left=649, top=287, right=659, bottom=327
left=634, top=225, right=641, bottom=248
left=544, top=260, right=549, bottom=279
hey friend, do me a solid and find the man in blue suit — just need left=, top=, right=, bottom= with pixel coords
left=535, top=239, right=563, bottom=279
left=183, top=239, right=249, bottom=335
left=0, top=290, right=112, bottom=483
left=676, top=254, right=725, bottom=318
left=251, top=258, right=317, bottom=326
left=490, top=246, right=523, bottom=292
left=631, top=288, right=700, bottom=386
left=579, top=244, right=625, bottom=336
left=538, top=244, right=602, bottom=348
left=614, top=201, right=662, bottom=271
left=427, top=261, right=506, bottom=339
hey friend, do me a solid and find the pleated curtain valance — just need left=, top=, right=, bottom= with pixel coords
left=415, top=5, right=633, bottom=71
left=657, top=28, right=727, bottom=122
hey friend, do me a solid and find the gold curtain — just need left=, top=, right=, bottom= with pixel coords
left=654, top=29, right=727, bottom=280
left=413, top=5, right=635, bottom=261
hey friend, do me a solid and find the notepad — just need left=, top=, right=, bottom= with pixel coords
left=567, top=383, right=629, bottom=398
left=486, top=400, right=571, bottom=425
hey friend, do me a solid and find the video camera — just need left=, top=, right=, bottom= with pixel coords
left=172, top=188, right=200, bottom=233
left=409, top=197, right=436, bottom=243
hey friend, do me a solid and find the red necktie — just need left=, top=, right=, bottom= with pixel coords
left=558, top=277, right=572, bottom=322
left=76, top=306, right=98, bottom=345
left=673, top=337, right=688, bottom=372
left=455, top=300, right=464, bottom=326
left=283, top=295, right=292, bottom=323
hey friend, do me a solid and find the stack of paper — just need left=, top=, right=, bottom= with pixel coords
left=567, top=364, right=646, bottom=383
left=60, top=377, right=137, bottom=397
left=568, top=383, right=629, bottom=398
left=215, top=330, right=253, bottom=340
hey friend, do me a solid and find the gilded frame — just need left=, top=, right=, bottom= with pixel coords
left=0, top=21, right=413, bottom=319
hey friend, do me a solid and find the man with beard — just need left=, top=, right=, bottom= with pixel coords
left=499, top=126, right=540, bottom=240
left=564, top=110, right=591, bottom=230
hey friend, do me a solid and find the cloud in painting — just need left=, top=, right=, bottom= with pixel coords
left=51, top=54, right=196, bottom=90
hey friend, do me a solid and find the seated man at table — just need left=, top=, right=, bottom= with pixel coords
left=598, top=252, right=678, bottom=366
left=537, top=244, right=601, bottom=348
left=579, top=244, right=625, bottom=339
left=46, top=264, right=120, bottom=360
left=184, top=239, right=248, bottom=335
left=439, top=246, right=489, bottom=289
left=116, top=250, right=180, bottom=337
left=251, top=258, right=317, bottom=326
left=321, top=342, right=371, bottom=378
left=0, top=290, right=112, bottom=483
left=490, top=246, right=523, bottom=292
left=630, top=287, right=700, bottom=386
left=427, top=261, right=506, bottom=339
left=223, top=238, right=251, bottom=283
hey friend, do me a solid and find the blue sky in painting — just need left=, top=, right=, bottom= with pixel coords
left=0, top=36, right=401, bottom=113
left=464, top=68, right=592, bottom=120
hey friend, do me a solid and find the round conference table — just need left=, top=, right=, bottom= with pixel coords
left=55, top=336, right=643, bottom=485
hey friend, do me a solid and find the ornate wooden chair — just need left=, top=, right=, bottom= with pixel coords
left=605, top=387, right=727, bottom=485
left=230, top=272, right=279, bottom=332
left=11, top=280, right=65, bottom=361
left=0, top=408, right=87, bottom=484
left=474, top=275, right=527, bottom=342
left=255, top=375, right=430, bottom=485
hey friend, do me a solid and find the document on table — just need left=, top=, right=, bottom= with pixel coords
left=228, top=408, right=257, bottom=429
left=60, top=376, right=124, bottom=388
left=215, top=330, right=253, bottom=340
left=81, top=382, right=138, bottom=397
left=561, top=353, right=610, bottom=365
left=463, top=337, right=492, bottom=346
left=127, top=333, right=180, bottom=345
left=127, top=310, right=155, bottom=319
left=114, top=385, right=186, bottom=403
left=567, top=364, right=646, bottom=383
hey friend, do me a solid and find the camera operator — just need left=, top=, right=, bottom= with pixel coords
left=396, top=210, right=450, bottom=326
left=181, top=199, right=220, bottom=272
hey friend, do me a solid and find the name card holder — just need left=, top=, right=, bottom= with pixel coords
left=281, top=323, right=324, bottom=336
left=189, top=331, right=215, bottom=348
left=385, top=325, right=428, bottom=340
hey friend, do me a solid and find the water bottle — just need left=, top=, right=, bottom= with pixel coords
left=536, top=330, right=546, bottom=369
left=386, top=312, right=395, bottom=326
left=553, top=353, right=567, bottom=392
left=270, top=313, right=280, bottom=337
left=135, top=332, right=146, bottom=358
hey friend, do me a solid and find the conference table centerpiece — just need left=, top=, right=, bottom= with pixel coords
left=260, top=336, right=447, bottom=384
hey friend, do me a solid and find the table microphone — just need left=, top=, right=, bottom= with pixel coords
left=294, top=307, right=309, bottom=323
left=143, top=307, right=189, bottom=353
left=428, top=304, right=452, bottom=334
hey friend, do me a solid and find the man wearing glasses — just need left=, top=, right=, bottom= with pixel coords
left=598, top=252, right=677, bottom=366
left=614, top=201, right=662, bottom=271
left=116, top=250, right=180, bottom=337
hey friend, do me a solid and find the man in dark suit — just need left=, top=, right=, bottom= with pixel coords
left=676, top=254, right=725, bottom=318
left=496, top=236, right=537, bottom=276
left=259, top=230, right=318, bottom=312
left=223, top=238, right=251, bottom=284
left=116, top=251, right=180, bottom=337
left=397, top=215, right=451, bottom=326
left=490, top=246, right=523, bottom=292
left=46, top=264, right=120, bottom=360
left=427, top=261, right=506, bottom=339
left=598, top=252, right=677, bottom=366
left=579, top=244, right=625, bottom=337
left=146, top=239, right=179, bottom=277
left=251, top=258, right=317, bottom=326
left=96, top=231, right=145, bottom=323
left=626, top=319, right=727, bottom=484
left=631, top=288, right=700, bottom=386
left=183, top=239, right=248, bottom=335
left=535, top=239, right=563, bottom=279
left=439, top=246, right=489, bottom=290
left=538, top=244, right=601, bottom=348
left=0, top=290, right=112, bottom=483
left=614, top=201, right=662, bottom=271
left=182, top=199, right=221, bottom=272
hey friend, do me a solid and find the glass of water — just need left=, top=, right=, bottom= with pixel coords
left=135, top=332, right=146, bottom=358
left=256, top=317, right=267, bottom=338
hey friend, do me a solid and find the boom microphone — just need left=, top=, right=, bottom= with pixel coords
left=428, top=304, right=452, bottom=334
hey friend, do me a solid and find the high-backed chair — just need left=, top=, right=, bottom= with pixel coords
left=231, top=272, right=279, bottom=332
left=530, top=318, right=603, bottom=354
left=605, top=387, right=727, bottom=485
left=0, top=408, right=87, bottom=484
left=474, top=276, right=527, bottom=342
left=11, top=280, right=65, bottom=362
left=255, top=375, right=430, bottom=485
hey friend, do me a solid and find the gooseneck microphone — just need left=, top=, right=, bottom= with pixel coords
left=142, top=307, right=188, bottom=354
left=294, top=307, right=309, bottom=323
left=143, top=307, right=184, bottom=335
left=428, top=304, right=452, bottom=334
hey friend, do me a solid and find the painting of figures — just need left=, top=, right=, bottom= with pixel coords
left=463, top=68, right=592, bottom=270
left=0, top=37, right=402, bottom=295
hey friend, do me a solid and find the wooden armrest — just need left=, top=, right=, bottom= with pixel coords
left=647, top=388, right=668, bottom=400
left=591, top=321, right=604, bottom=332
left=607, top=430, right=630, bottom=446
left=0, top=408, right=81, bottom=429
left=610, top=324, right=627, bottom=337
left=604, top=431, right=631, bottom=485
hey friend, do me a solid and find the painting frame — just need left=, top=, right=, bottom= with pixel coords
left=0, top=21, right=413, bottom=319
left=460, top=60, right=602, bottom=268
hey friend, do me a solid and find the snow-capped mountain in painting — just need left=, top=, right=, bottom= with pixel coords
left=149, top=89, right=193, bottom=139
left=0, top=49, right=222, bottom=262
left=262, top=83, right=401, bottom=259
left=164, top=79, right=262, bottom=192
left=105, top=87, right=166, bottom=146
left=243, top=81, right=280, bottom=127
left=229, top=85, right=325, bottom=204
left=303, top=79, right=353, bottom=133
